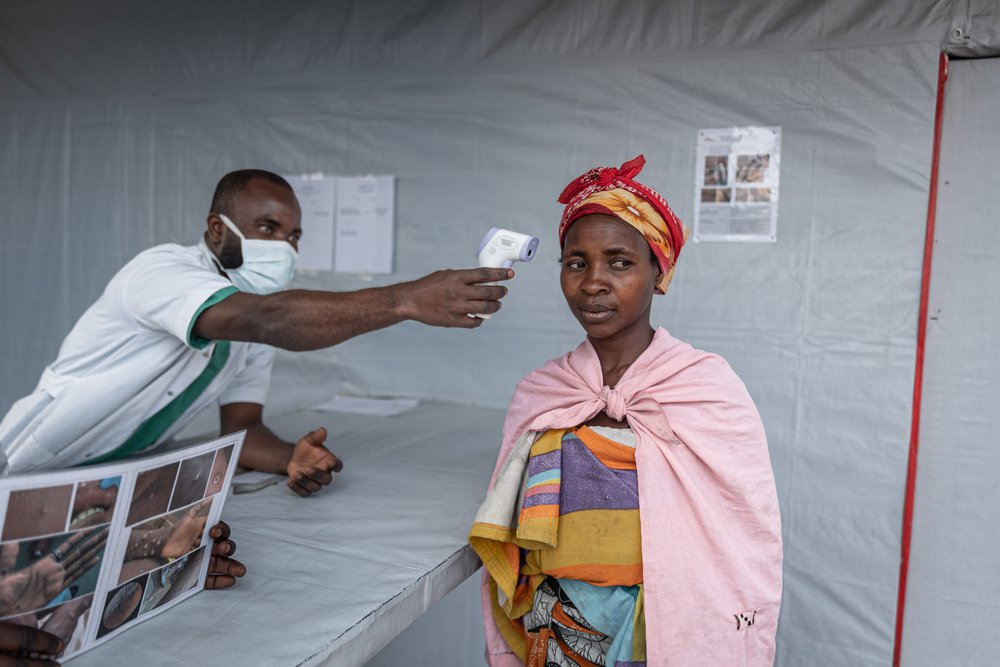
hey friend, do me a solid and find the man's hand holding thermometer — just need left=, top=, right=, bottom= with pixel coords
left=472, top=228, right=539, bottom=319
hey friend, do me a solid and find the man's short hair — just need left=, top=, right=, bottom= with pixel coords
left=210, top=169, right=293, bottom=216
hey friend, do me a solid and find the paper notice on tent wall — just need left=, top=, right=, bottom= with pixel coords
left=283, top=174, right=397, bottom=274
left=693, top=127, right=780, bottom=242
left=285, top=173, right=336, bottom=272
left=335, top=175, right=395, bottom=274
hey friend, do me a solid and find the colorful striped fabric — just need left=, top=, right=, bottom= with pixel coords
left=522, top=428, right=642, bottom=587
left=470, top=426, right=646, bottom=665
left=514, top=428, right=563, bottom=543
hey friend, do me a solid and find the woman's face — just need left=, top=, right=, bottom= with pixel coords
left=560, top=213, right=662, bottom=342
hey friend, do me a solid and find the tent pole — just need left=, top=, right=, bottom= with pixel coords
left=892, top=49, right=948, bottom=667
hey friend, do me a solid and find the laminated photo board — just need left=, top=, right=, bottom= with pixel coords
left=0, top=432, right=244, bottom=661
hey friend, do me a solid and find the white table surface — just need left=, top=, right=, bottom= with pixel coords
left=70, top=401, right=505, bottom=666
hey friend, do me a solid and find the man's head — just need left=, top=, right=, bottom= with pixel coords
left=205, top=170, right=302, bottom=270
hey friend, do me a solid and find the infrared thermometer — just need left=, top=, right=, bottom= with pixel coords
left=472, top=227, right=539, bottom=319
left=477, top=227, right=539, bottom=269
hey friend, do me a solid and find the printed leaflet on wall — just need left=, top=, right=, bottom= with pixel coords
left=284, top=174, right=396, bottom=274
left=693, top=126, right=781, bottom=242
left=286, top=174, right=337, bottom=272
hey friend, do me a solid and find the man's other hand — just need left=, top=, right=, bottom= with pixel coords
left=287, top=428, right=342, bottom=497
left=205, top=522, right=246, bottom=590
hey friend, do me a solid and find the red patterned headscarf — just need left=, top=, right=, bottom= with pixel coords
left=558, top=155, right=686, bottom=294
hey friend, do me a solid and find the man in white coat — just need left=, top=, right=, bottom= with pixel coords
left=1, top=169, right=511, bottom=493
left=0, top=169, right=512, bottom=663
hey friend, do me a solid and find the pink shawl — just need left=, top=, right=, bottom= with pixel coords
left=480, top=328, right=782, bottom=666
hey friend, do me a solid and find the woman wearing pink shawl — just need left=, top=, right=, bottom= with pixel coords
left=469, top=156, right=782, bottom=666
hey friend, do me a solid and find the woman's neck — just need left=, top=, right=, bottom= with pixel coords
left=589, top=325, right=656, bottom=388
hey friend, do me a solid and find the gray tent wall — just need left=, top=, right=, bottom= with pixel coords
left=1, top=1, right=996, bottom=664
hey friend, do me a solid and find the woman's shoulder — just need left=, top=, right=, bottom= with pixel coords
left=652, top=328, right=739, bottom=374
left=512, top=340, right=591, bottom=393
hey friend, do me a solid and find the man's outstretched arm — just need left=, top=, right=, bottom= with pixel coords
left=193, top=267, right=513, bottom=351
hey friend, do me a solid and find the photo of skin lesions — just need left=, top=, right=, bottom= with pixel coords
left=703, top=155, right=728, bottom=186
left=735, top=153, right=769, bottom=183
left=126, top=445, right=234, bottom=530
left=700, top=187, right=731, bottom=203
left=204, top=445, right=234, bottom=497
left=0, top=476, right=119, bottom=658
left=126, top=462, right=179, bottom=527
left=95, top=445, right=230, bottom=641
left=735, top=187, right=772, bottom=203
left=96, top=545, right=207, bottom=640
left=172, top=445, right=234, bottom=509
left=138, top=545, right=207, bottom=615
left=117, top=497, right=212, bottom=585
left=96, top=574, right=147, bottom=639
left=117, top=446, right=232, bottom=589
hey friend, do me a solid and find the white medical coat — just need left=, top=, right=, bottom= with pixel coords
left=0, top=241, right=274, bottom=473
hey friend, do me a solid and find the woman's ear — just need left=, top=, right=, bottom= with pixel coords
left=652, top=249, right=664, bottom=281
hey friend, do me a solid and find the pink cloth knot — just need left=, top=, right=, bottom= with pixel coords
left=600, top=385, right=627, bottom=421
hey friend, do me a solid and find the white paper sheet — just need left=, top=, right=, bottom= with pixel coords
left=285, top=174, right=337, bottom=272
left=230, top=470, right=285, bottom=494
left=693, top=127, right=781, bottom=242
left=313, top=394, right=419, bottom=417
left=334, top=175, right=395, bottom=274
left=0, top=433, right=244, bottom=662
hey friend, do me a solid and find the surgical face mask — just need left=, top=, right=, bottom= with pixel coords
left=217, top=213, right=297, bottom=295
